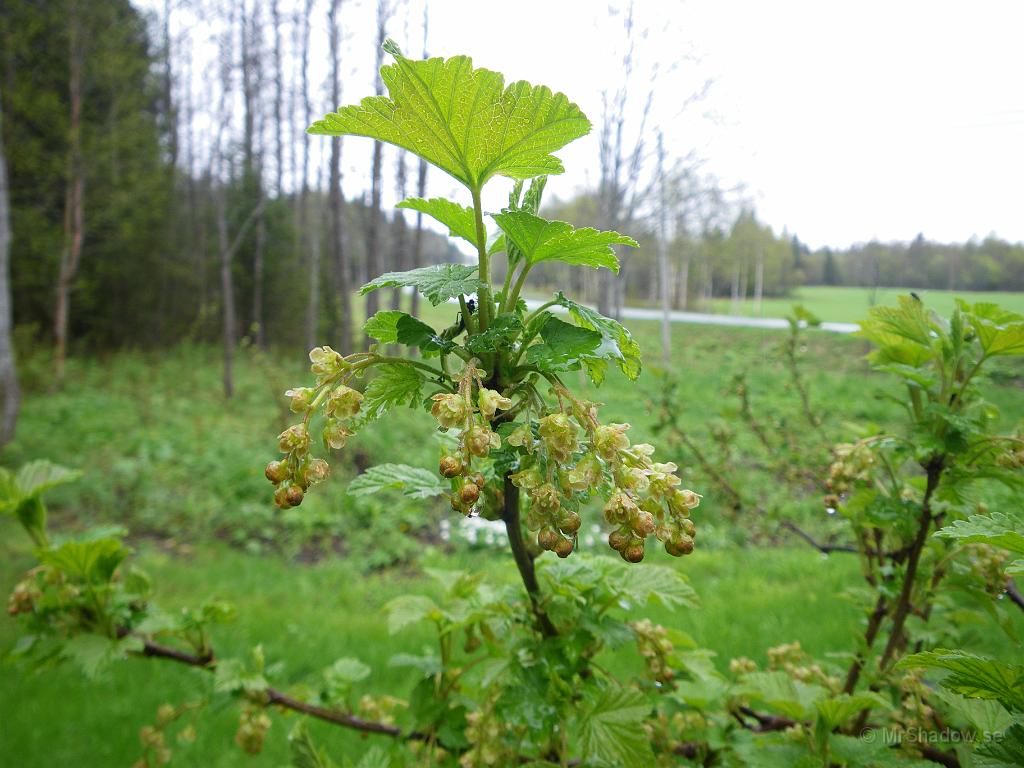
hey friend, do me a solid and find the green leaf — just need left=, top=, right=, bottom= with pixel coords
left=363, top=311, right=405, bottom=344
left=62, top=634, right=140, bottom=679
left=524, top=315, right=601, bottom=369
left=552, top=292, right=642, bottom=382
left=289, top=722, right=339, bottom=768
left=16, top=461, right=81, bottom=498
left=615, top=563, right=700, bottom=610
left=936, top=511, right=1024, bottom=556
left=360, top=363, right=425, bottom=422
left=739, top=671, right=825, bottom=721
left=395, top=315, right=452, bottom=354
left=576, top=686, right=654, bottom=768
left=898, top=649, right=1024, bottom=711
left=38, top=536, right=128, bottom=584
left=493, top=210, right=635, bottom=272
left=214, top=657, right=269, bottom=694
left=396, top=197, right=477, bottom=246
left=857, top=296, right=937, bottom=367
left=383, top=595, right=439, bottom=634
left=348, top=463, right=448, bottom=500
left=963, top=302, right=1024, bottom=356
left=465, top=313, right=523, bottom=355
left=309, top=41, right=591, bottom=190
left=815, top=692, right=891, bottom=730
left=359, top=264, right=483, bottom=306
left=977, top=723, right=1024, bottom=766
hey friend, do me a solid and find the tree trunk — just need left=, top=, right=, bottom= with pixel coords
left=753, top=249, right=764, bottom=316
left=363, top=0, right=390, bottom=345
left=0, top=88, right=19, bottom=444
left=390, top=150, right=407, bottom=311
left=300, top=0, right=318, bottom=350
left=54, top=3, right=85, bottom=379
left=271, top=0, right=284, bottom=196
left=656, top=136, right=671, bottom=366
left=252, top=196, right=266, bottom=347
left=328, top=0, right=351, bottom=354
left=410, top=156, right=427, bottom=319
left=678, top=255, right=690, bottom=311
left=217, top=188, right=236, bottom=398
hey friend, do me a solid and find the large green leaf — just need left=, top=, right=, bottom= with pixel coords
left=359, top=264, right=483, bottom=306
left=552, top=292, right=642, bottom=382
left=976, top=723, right=1024, bottom=766
left=936, top=511, right=1024, bottom=556
left=359, top=363, right=425, bottom=422
left=310, top=40, right=591, bottom=190
left=363, top=311, right=405, bottom=344
left=347, top=463, right=448, bottom=500
left=576, top=687, right=654, bottom=768
left=396, top=197, right=477, bottom=246
left=383, top=595, right=440, bottom=634
left=962, top=302, right=1024, bottom=357
left=614, top=563, right=700, bottom=610
left=898, top=650, right=1024, bottom=711
left=524, top=315, right=601, bottom=370
left=493, top=210, right=635, bottom=272
left=39, top=536, right=128, bottom=584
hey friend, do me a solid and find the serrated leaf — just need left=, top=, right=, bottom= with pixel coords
left=289, top=722, right=339, bottom=768
left=898, top=649, right=1024, bottom=711
left=347, top=463, right=447, bottom=500
left=214, top=657, right=269, bottom=694
left=360, top=363, right=425, bottom=422
left=493, top=210, right=635, bottom=272
left=62, top=634, right=138, bottom=679
left=936, top=511, right=1024, bottom=556
left=383, top=595, right=439, bottom=634
left=388, top=652, right=442, bottom=676
left=552, top=292, right=641, bottom=382
left=395, top=315, right=452, bottom=354
left=739, top=671, right=825, bottom=721
left=615, top=564, right=700, bottom=610
left=354, top=747, right=390, bottom=768
left=815, top=692, right=891, bottom=729
left=364, top=311, right=405, bottom=344
left=324, top=657, right=371, bottom=685
left=310, top=41, right=591, bottom=190
left=396, top=197, right=477, bottom=245
left=38, top=536, right=128, bottom=584
left=977, top=723, right=1024, bottom=765
left=465, top=313, right=523, bottom=355
left=576, top=686, right=654, bottom=768
left=963, top=302, right=1024, bottom=357
left=524, top=315, right=601, bottom=369
left=15, top=461, right=82, bottom=499
left=360, top=264, right=483, bottom=306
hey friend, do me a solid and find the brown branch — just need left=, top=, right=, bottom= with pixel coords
left=502, top=473, right=558, bottom=638
left=134, top=636, right=421, bottom=740
left=781, top=520, right=857, bottom=555
left=736, top=706, right=798, bottom=732
left=921, top=745, right=960, bottom=768
left=1006, top=578, right=1024, bottom=612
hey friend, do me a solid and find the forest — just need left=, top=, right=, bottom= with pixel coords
left=2, top=1, right=1023, bottom=767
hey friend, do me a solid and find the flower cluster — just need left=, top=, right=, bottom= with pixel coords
left=632, top=618, right=676, bottom=685
left=431, top=361, right=511, bottom=516
left=511, top=388, right=699, bottom=562
left=824, top=441, right=876, bottom=507
left=234, top=704, right=272, bottom=755
left=266, top=346, right=364, bottom=509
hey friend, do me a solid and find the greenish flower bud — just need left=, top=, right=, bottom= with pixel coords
left=506, top=423, right=535, bottom=453
left=439, top=455, right=463, bottom=478
left=631, top=510, right=657, bottom=537
left=608, top=527, right=631, bottom=551
left=537, top=526, right=559, bottom=551
left=566, top=452, right=602, bottom=491
left=558, top=510, right=582, bottom=534
left=303, top=458, right=330, bottom=486
left=538, top=413, right=578, bottom=463
left=648, top=462, right=682, bottom=497
left=285, top=484, right=304, bottom=507
left=264, top=460, right=289, bottom=484
left=604, top=489, right=638, bottom=525
left=622, top=541, right=645, bottom=563
left=326, top=385, right=363, bottom=419
left=510, top=467, right=542, bottom=490
left=309, top=346, right=346, bottom=377
left=460, top=482, right=480, bottom=505
left=594, top=422, right=631, bottom=460
left=322, top=418, right=354, bottom=450
left=431, top=393, right=469, bottom=428
left=478, top=387, right=512, bottom=419
left=278, top=424, right=310, bottom=454
left=531, top=483, right=561, bottom=513
left=285, top=387, right=315, bottom=413
left=273, top=485, right=292, bottom=509
left=464, top=424, right=500, bottom=457
left=553, top=536, right=574, bottom=558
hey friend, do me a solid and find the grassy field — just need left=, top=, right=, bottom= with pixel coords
left=706, top=285, right=1024, bottom=323
left=2, top=301, right=1023, bottom=765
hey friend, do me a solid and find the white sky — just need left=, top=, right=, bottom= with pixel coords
left=149, top=0, right=1024, bottom=249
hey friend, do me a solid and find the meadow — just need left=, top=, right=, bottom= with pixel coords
left=706, top=285, right=1024, bottom=323
left=2, top=294, right=1023, bottom=766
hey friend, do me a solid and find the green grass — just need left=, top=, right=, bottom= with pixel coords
left=706, top=285, right=1024, bottom=324
left=2, top=299, right=1023, bottom=765
left=0, top=524, right=867, bottom=766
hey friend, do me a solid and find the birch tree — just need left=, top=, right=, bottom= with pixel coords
left=0, top=88, right=18, bottom=444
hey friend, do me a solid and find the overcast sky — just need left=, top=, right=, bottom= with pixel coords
left=153, top=0, right=1024, bottom=249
